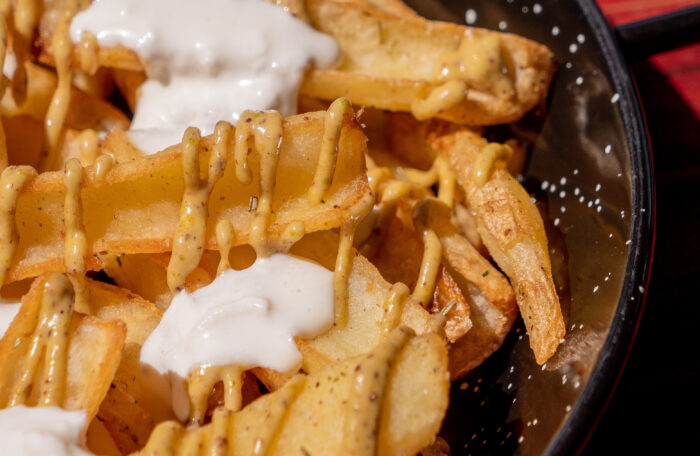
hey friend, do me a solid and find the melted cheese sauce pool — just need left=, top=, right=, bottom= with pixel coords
left=70, top=0, right=340, bottom=153
left=0, top=406, right=90, bottom=456
left=141, top=253, right=334, bottom=378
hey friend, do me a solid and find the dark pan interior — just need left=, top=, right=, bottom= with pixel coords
left=404, top=0, right=655, bottom=454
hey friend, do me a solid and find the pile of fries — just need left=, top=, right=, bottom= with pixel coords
left=0, top=0, right=564, bottom=454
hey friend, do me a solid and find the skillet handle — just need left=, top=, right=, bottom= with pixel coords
left=614, top=4, right=700, bottom=63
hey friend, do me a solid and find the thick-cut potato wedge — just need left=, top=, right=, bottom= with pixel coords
left=110, top=68, right=146, bottom=113
left=301, top=0, right=554, bottom=125
left=385, top=112, right=464, bottom=170
left=345, top=0, right=418, bottom=17
left=368, top=215, right=471, bottom=343
left=137, top=327, right=449, bottom=456
left=6, top=110, right=369, bottom=283
left=100, top=252, right=213, bottom=310
left=288, top=231, right=431, bottom=370
left=39, top=1, right=551, bottom=127
left=2, top=115, right=43, bottom=168
left=1, top=62, right=129, bottom=133
left=81, top=278, right=167, bottom=453
left=0, top=273, right=126, bottom=425
left=435, top=129, right=564, bottom=364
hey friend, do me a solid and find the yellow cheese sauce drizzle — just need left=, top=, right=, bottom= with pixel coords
left=63, top=158, right=88, bottom=313
left=77, top=129, right=99, bottom=166
left=0, top=166, right=37, bottom=286
left=473, top=142, right=513, bottom=187
left=308, top=97, right=350, bottom=205
left=411, top=79, right=467, bottom=121
left=362, top=158, right=455, bottom=312
left=167, top=121, right=231, bottom=292
left=341, top=326, right=412, bottom=454
left=8, top=273, right=73, bottom=407
left=77, top=31, right=99, bottom=75
left=10, top=0, right=41, bottom=104
left=412, top=212, right=442, bottom=308
left=41, top=1, right=77, bottom=172
left=136, top=325, right=413, bottom=455
left=334, top=191, right=373, bottom=328
left=235, top=111, right=283, bottom=257
left=93, top=153, right=114, bottom=182
left=380, top=282, right=410, bottom=336
left=215, top=219, right=235, bottom=275
left=136, top=375, right=307, bottom=455
left=187, top=365, right=243, bottom=426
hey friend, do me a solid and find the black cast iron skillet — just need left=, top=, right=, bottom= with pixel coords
left=400, top=1, right=700, bottom=454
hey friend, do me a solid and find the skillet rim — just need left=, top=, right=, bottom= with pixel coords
left=543, top=0, right=656, bottom=454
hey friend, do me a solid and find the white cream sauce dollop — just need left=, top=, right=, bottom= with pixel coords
left=70, top=0, right=340, bottom=153
left=0, top=406, right=91, bottom=456
left=140, top=254, right=334, bottom=418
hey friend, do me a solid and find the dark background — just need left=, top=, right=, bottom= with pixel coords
left=584, top=0, right=700, bottom=453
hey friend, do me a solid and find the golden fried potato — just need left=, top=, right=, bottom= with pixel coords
left=137, top=327, right=449, bottom=456
left=1, top=62, right=129, bottom=133
left=411, top=197, right=517, bottom=377
left=6, top=110, right=369, bottom=283
left=0, top=273, right=126, bottom=426
left=435, top=129, right=564, bottom=364
left=301, top=0, right=554, bottom=125
left=81, top=277, right=167, bottom=453
left=368, top=215, right=471, bottom=343
left=385, top=112, right=464, bottom=170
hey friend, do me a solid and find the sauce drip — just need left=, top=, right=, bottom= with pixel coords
left=411, top=198, right=446, bottom=308
left=166, top=121, right=231, bottom=292
left=215, top=219, right=235, bottom=276
left=9, top=0, right=41, bottom=104
left=308, top=97, right=350, bottom=205
left=93, top=153, right=113, bottom=182
left=341, top=326, right=412, bottom=454
left=0, top=166, right=37, bottom=286
left=333, top=191, right=373, bottom=327
left=411, top=79, right=467, bottom=121
left=7, top=274, right=73, bottom=408
left=141, top=254, right=334, bottom=421
left=136, top=375, right=307, bottom=455
left=77, top=31, right=98, bottom=76
left=234, top=111, right=283, bottom=258
left=473, top=142, right=513, bottom=187
left=63, top=158, right=88, bottom=313
left=41, top=2, right=77, bottom=171
left=187, top=365, right=242, bottom=425
left=380, top=282, right=410, bottom=335
left=435, top=32, right=514, bottom=100
left=77, top=129, right=99, bottom=166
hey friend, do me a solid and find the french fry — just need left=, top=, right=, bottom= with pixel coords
left=0, top=273, right=126, bottom=426
left=301, top=0, right=554, bottom=125
left=385, top=112, right=464, bottom=170
left=435, top=129, right=564, bottom=364
left=368, top=215, right=471, bottom=343
left=137, top=327, right=449, bottom=456
left=39, top=0, right=552, bottom=127
left=289, top=231, right=432, bottom=370
left=1, top=62, right=129, bottom=133
left=412, top=197, right=517, bottom=378
left=81, top=277, right=167, bottom=453
left=5, top=110, right=369, bottom=283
